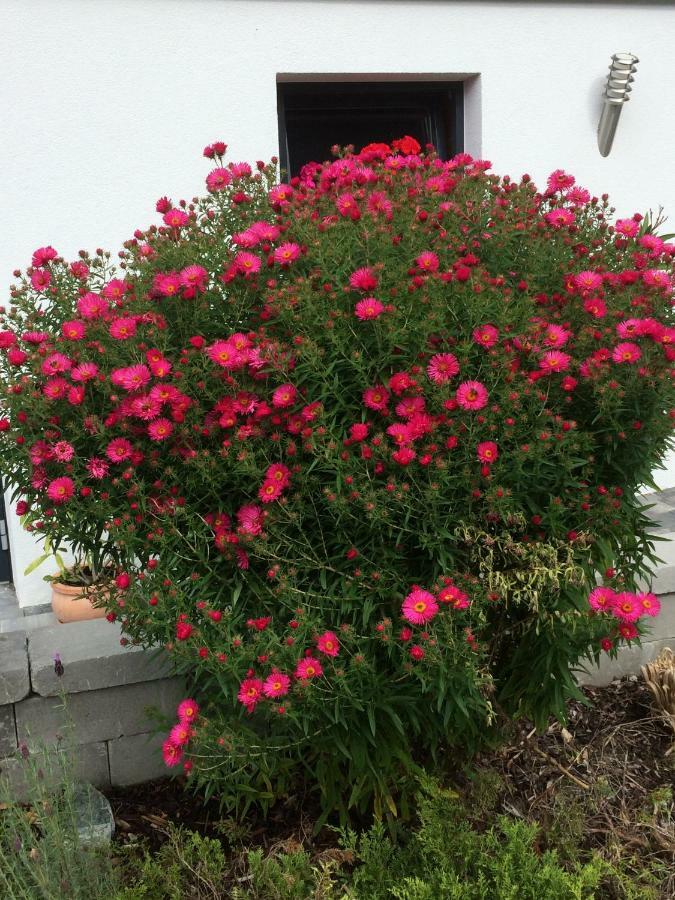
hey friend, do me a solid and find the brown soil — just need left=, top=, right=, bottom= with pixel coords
left=104, top=678, right=675, bottom=890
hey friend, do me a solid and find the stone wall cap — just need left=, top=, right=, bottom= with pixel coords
left=28, top=619, right=172, bottom=697
left=0, top=631, right=30, bottom=704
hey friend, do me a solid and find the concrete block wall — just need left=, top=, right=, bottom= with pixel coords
left=0, top=619, right=184, bottom=796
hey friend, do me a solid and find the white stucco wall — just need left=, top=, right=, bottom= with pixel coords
left=1, top=0, right=674, bottom=604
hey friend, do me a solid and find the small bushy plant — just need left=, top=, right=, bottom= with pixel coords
left=1, top=138, right=674, bottom=815
left=0, top=741, right=121, bottom=898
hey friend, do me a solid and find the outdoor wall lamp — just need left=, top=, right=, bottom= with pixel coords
left=597, top=52, right=639, bottom=157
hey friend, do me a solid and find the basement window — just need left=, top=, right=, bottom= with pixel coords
left=277, top=81, right=463, bottom=178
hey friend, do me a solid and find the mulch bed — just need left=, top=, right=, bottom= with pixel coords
left=105, top=678, right=675, bottom=876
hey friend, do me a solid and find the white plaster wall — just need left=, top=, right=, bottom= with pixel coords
left=1, top=0, right=674, bottom=603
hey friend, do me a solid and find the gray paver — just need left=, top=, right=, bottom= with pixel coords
left=15, top=677, right=185, bottom=747
left=108, top=731, right=167, bottom=786
left=28, top=619, right=172, bottom=696
left=0, top=740, right=110, bottom=798
left=0, top=704, right=16, bottom=757
left=0, top=631, right=29, bottom=704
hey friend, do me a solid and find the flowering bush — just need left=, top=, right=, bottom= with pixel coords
left=1, top=138, right=674, bottom=818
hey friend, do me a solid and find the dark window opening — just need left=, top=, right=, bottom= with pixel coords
left=277, top=81, right=463, bottom=179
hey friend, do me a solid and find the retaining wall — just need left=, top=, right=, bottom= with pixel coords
left=0, top=618, right=184, bottom=794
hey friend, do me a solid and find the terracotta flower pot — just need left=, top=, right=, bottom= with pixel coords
left=51, top=579, right=109, bottom=624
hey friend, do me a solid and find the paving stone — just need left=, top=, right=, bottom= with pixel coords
left=108, top=731, right=167, bottom=786
left=28, top=619, right=172, bottom=696
left=21, top=601, right=53, bottom=617
left=0, top=631, right=29, bottom=704
left=0, top=612, right=57, bottom=633
left=73, top=782, right=115, bottom=846
left=0, top=704, right=16, bottom=757
left=15, top=677, right=185, bottom=747
left=0, top=740, right=110, bottom=799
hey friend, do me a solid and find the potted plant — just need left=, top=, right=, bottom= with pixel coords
left=24, top=536, right=113, bottom=623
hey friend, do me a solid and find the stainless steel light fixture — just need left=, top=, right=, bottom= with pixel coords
left=597, top=52, right=639, bottom=157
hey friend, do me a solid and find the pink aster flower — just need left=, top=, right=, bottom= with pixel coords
left=105, top=438, right=134, bottom=463
left=642, top=269, right=671, bottom=290
left=363, top=385, right=390, bottom=412
left=402, top=588, right=439, bottom=625
left=564, top=186, right=591, bottom=207
left=153, top=272, right=181, bottom=297
left=109, top=317, right=137, bottom=340
left=636, top=592, right=660, bottom=618
left=238, top=677, right=264, bottom=711
left=392, top=447, right=416, bottom=465
left=336, top=192, right=360, bottom=219
left=611, top=342, right=641, bottom=364
left=237, top=504, right=264, bottom=536
left=251, top=220, right=281, bottom=242
left=618, top=622, right=639, bottom=641
left=23, top=324, right=54, bottom=343
left=206, top=167, right=232, bottom=192
left=295, top=656, right=323, bottom=681
left=77, top=292, right=109, bottom=319
left=544, top=208, right=575, bottom=228
left=349, top=422, right=370, bottom=442
left=30, top=268, right=51, bottom=291
left=263, top=671, right=291, bottom=699
left=258, top=480, right=283, bottom=503
left=427, top=352, right=460, bottom=384
left=163, top=208, right=189, bottom=228
left=148, top=418, right=174, bottom=441
left=437, top=584, right=470, bottom=610
left=102, top=279, right=129, bottom=300
left=272, top=383, right=297, bottom=409
left=588, top=586, right=615, bottom=612
left=456, top=380, right=488, bottom=410
left=31, top=246, right=58, bottom=267
left=111, top=364, right=151, bottom=391
left=612, top=592, right=642, bottom=623
left=355, top=297, right=385, bottom=320
left=543, top=324, right=571, bottom=348
left=41, top=353, right=72, bottom=375
left=177, top=698, right=199, bottom=723
left=396, top=396, right=425, bottom=419
left=387, top=423, right=413, bottom=446
left=265, top=463, right=291, bottom=487
left=179, top=265, right=208, bottom=291
left=87, top=457, right=109, bottom=479
left=43, top=377, right=69, bottom=399
left=539, top=351, right=571, bottom=373
left=233, top=252, right=262, bottom=278
left=614, top=218, right=639, bottom=238
left=574, top=271, right=603, bottom=292
left=583, top=297, right=607, bottom=318
left=52, top=441, right=75, bottom=463
left=415, top=251, right=439, bottom=273
left=472, top=324, right=499, bottom=348
left=546, top=169, right=575, bottom=193
left=61, top=320, right=86, bottom=341
left=316, top=631, right=340, bottom=657
left=162, top=739, right=184, bottom=768
left=169, top=722, right=192, bottom=746
left=71, top=362, right=99, bottom=382
left=274, top=242, right=301, bottom=266
left=349, top=267, right=378, bottom=292
left=476, top=441, right=498, bottom=464
left=206, top=340, right=243, bottom=370
left=46, top=476, right=75, bottom=505
left=268, top=184, right=294, bottom=205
